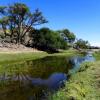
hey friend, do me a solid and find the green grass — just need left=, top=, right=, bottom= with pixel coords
left=51, top=51, right=100, bottom=100
left=48, top=49, right=80, bottom=57
left=0, top=52, right=48, bottom=64
left=0, top=49, right=78, bottom=65
left=93, top=51, right=100, bottom=60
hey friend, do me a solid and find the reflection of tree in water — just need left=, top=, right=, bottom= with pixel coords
left=26, top=56, right=73, bottom=78
left=0, top=79, right=47, bottom=100
left=0, top=56, right=74, bottom=84
left=0, top=56, right=75, bottom=100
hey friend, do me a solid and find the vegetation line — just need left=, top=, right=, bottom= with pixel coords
left=0, top=3, right=90, bottom=53
left=0, top=50, right=79, bottom=65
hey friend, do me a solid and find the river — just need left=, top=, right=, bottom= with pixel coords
left=0, top=53, right=95, bottom=100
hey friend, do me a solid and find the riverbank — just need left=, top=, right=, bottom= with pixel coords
left=51, top=52, right=100, bottom=100
left=0, top=49, right=79, bottom=64
left=0, top=43, right=43, bottom=53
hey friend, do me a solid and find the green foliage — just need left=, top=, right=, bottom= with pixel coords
left=58, top=29, right=76, bottom=43
left=0, top=3, right=77, bottom=52
left=0, top=3, right=47, bottom=44
left=0, top=6, right=7, bottom=15
left=79, top=62, right=93, bottom=72
left=31, top=27, right=68, bottom=52
left=75, top=39, right=90, bottom=49
left=93, top=51, right=100, bottom=60
left=0, top=3, right=89, bottom=53
left=0, top=16, right=9, bottom=38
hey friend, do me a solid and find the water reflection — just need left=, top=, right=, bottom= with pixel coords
left=69, top=53, right=95, bottom=74
left=31, top=73, right=67, bottom=90
left=0, top=53, right=95, bottom=100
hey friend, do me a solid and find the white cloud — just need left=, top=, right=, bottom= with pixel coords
left=90, top=42, right=100, bottom=47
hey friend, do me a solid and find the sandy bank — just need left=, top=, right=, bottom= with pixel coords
left=0, top=43, right=42, bottom=53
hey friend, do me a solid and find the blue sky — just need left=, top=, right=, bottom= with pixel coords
left=0, top=0, right=100, bottom=46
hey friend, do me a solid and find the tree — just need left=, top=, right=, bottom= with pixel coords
left=0, top=3, right=47, bottom=44
left=58, top=29, right=76, bottom=43
left=30, top=27, right=68, bottom=52
left=0, top=6, right=7, bottom=15
left=75, top=39, right=90, bottom=49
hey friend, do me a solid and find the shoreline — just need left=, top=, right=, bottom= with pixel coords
left=0, top=50, right=78, bottom=64
left=51, top=52, right=100, bottom=100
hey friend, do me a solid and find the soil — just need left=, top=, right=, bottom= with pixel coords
left=0, top=43, right=42, bottom=53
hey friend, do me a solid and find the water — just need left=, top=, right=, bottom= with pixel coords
left=0, top=53, right=95, bottom=100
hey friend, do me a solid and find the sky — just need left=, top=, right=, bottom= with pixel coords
left=0, top=0, right=100, bottom=46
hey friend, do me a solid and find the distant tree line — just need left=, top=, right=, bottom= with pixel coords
left=74, top=39, right=90, bottom=49
left=0, top=3, right=90, bottom=52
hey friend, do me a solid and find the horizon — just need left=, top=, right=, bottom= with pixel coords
left=0, top=0, right=100, bottom=46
